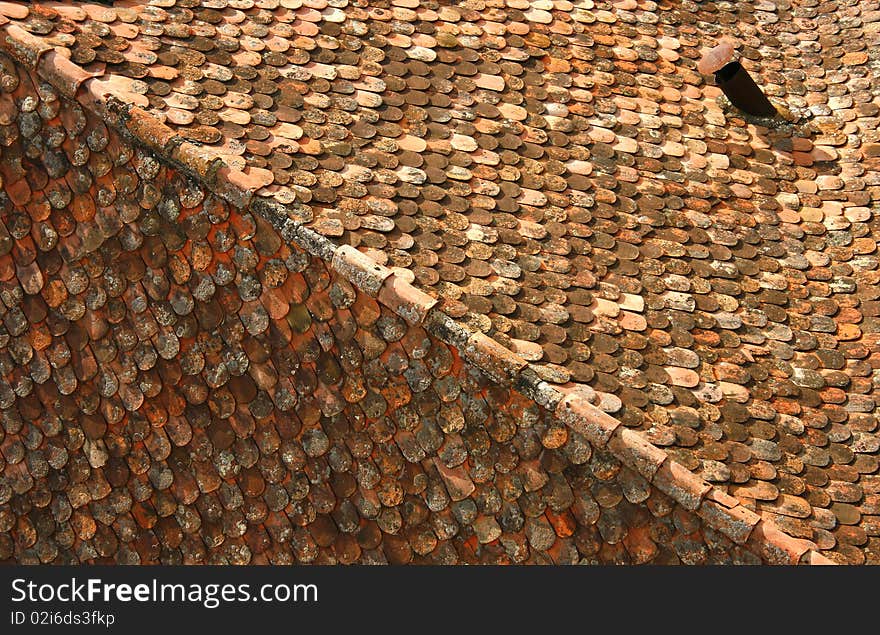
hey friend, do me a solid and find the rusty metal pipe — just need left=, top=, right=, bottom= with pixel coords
left=714, top=61, right=777, bottom=118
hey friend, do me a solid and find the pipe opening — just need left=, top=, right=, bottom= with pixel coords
left=714, top=61, right=740, bottom=83
left=714, top=61, right=778, bottom=119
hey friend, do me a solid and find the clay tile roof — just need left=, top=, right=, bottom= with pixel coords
left=0, top=0, right=877, bottom=565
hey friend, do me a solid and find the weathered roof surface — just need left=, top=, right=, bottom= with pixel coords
left=0, top=46, right=826, bottom=565
left=0, top=0, right=877, bottom=564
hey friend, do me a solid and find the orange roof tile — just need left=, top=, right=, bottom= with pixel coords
left=2, top=0, right=878, bottom=565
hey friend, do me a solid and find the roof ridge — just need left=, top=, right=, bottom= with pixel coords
left=0, top=20, right=834, bottom=566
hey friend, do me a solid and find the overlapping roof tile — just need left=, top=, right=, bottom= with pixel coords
left=0, top=0, right=877, bottom=564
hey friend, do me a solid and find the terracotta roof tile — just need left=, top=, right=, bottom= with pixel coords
left=4, top=0, right=878, bottom=565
